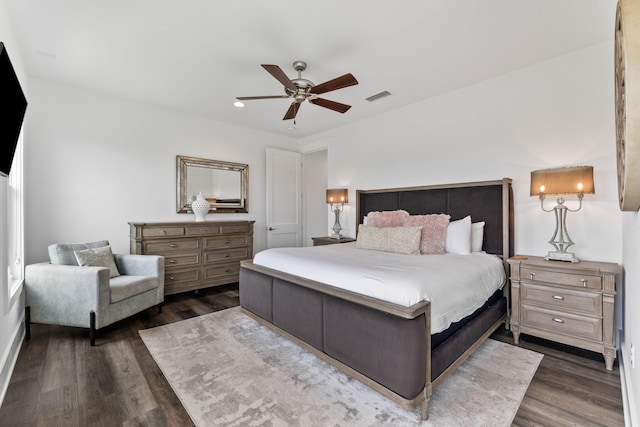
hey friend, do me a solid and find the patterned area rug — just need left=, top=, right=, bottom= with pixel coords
left=139, top=307, right=542, bottom=426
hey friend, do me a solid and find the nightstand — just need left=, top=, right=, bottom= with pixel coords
left=311, top=236, right=356, bottom=246
left=508, top=256, right=621, bottom=370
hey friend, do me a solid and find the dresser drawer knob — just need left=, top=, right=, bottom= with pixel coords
left=552, top=295, right=565, bottom=301
left=529, top=272, right=535, bottom=280
left=225, top=253, right=231, bottom=257
left=162, top=230, right=167, bottom=235
left=169, top=259, right=177, bottom=264
left=169, top=276, right=176, bottom=281
left=169, top=244, right=178, bottom=248
left=225, top=240, right=231, bottom=244
left=552, top=317, right=565, bottom=324
left=225, top=268, right=231, bottom=273
left=581, top=279, right=588, bottom=287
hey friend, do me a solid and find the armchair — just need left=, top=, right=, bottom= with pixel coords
left=25, top=240, right=164, bottom=346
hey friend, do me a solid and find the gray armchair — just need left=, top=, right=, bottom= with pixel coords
left=25, top=240, right=164, bottom=346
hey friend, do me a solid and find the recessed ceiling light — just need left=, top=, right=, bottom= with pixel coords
left=233, top=101, right=245, bottom=108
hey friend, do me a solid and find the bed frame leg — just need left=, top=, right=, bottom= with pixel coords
left=420, top=398, right=430, bottom=421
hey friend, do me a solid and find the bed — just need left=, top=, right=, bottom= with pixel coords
left=239, top=178, right=514, bottom=420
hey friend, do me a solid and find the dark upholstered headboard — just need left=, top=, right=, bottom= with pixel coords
left=356, top=178, right=514, bottom=260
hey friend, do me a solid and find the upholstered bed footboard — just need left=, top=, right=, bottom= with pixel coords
left=240, top=266, right=428, bottom=400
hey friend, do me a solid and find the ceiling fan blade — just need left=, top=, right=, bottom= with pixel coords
left=283, top=101, right=301, bottom=120
left=310, top=73, right=358, bottom=95
left=236, top=95, right=290, bottom=100
left=262, top=64, right=297, bottom=92
left=309, top=98, right=352, bottom=113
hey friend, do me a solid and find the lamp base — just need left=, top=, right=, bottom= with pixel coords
left=545, top=251, right=580, bottom=263
left=331, top=233, right=343, bottom=239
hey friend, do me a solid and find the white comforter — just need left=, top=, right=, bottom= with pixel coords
left=252, top=243, right=506, bottom=334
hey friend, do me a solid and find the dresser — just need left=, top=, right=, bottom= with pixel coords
left=508, top=255, right=621, bottom=370
left=129, top=221, right=254, bottom=296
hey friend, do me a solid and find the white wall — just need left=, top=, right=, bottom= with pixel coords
left=24, top=79, right=298, bottom=264
left=622, top=213, right=640, bottom=426
left=0, top=0, right=27, bottom=405
left=301, top=42, right=622, bottom=263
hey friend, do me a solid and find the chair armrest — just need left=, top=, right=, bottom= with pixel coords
left=24, top=262, right=111, bottom=327
left=113, top=254, right=164, bottom=277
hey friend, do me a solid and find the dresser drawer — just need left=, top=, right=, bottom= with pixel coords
left=165, top=268, right=201, bottom=286
left=164, top=253, right=200, bottom=268
left=144, top=239, right=200, bottom=254
left=220, top=223, right=250, bottom=234
left=204, top=262, right=241, bottom=279
left=521, top=267, right=602, bottom=290
left=204, top=248, right=250, bottom=263
left=521, top=283, right=602, bottom=316
left=204, top=235, right=249, bottom=249
left=185, top=225, right=221, bottom=236
left=141, top=227, right=185, bottom=238
left=521, top=304, right=602, bottom=341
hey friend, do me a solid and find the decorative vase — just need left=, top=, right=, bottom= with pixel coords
left=191, top=192, right=210, bottom=222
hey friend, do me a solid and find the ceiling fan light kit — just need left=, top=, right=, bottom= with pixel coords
left=237, top=61, right=358, bottom=122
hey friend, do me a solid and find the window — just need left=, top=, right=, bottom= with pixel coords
left=5, top=131, right=23, bottom=311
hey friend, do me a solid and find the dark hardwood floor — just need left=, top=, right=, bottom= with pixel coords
left=0, top=285, right=625, bottom=426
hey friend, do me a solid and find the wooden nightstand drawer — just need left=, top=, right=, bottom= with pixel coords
left=521, top=283, right=602, bottom=316
left=521, top=304, right=602, bottom=342
left=521, top=267, right=602, bottom=290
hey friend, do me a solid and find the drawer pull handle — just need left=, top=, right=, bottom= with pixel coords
left=225, top=253, right=231, bottom=258
left=169, top=244, right=177, bottom=248
left=225, top=240, right=231, bottom=244
left=552, top=295, right=564, bottom=301
left=552, top=317, right=565, bottom=324
left=169, top=276, right=176, bottom=280
left=225, top=268, right=231, bottom=273
left=581, top=279, right=588, bottom=287
left=529, top=272, right=535, bottom=280
left=169, top=259, right=177, bottom=264
left=162, top=230, right=167, bottom=235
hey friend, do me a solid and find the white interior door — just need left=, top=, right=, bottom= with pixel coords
left=266, top=147, right=302, bottom=248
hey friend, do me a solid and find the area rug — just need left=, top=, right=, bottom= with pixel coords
left=139, top=307, right=542, bottom=426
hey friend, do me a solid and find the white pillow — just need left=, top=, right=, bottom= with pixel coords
left=471, top=221, right=485, bottom=253
left=445, top=215, right=472, bottom=255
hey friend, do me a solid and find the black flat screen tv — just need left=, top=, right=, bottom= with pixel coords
left=0, top=42, right=28, bottom=178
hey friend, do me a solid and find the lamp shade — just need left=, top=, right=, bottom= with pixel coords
left=530, top=166, right=594, bottom=196
left=326, top=188, right=348, bottom=204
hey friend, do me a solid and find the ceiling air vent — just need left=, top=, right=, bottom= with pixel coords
left=366, top=91, right=392, bottom=102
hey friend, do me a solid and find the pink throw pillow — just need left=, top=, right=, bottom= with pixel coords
left=403, top=214, right=451, bottom=254
left=366, top=210, right=410, bottom=227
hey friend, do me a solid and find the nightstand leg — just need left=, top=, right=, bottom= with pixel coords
left=512, top=326, right=520, bottom=345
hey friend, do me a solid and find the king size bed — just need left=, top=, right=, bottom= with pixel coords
left=239, top=178, right=514, bottom=420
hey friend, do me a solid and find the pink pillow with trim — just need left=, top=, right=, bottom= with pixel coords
left=403, top=214, right=451, bottom=254
left=366, top=210, right=410, bottom=227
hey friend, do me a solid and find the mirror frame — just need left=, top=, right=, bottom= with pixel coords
left=176, top=155, right=249, bottom=214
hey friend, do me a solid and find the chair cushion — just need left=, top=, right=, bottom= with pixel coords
left=109, top=275, right=159, bottom=304
left=74, top=245, right=121, bottom=278
left=48, top=240, right=110, bottom=265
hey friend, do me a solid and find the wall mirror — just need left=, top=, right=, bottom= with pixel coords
left=177, top=155, right=248, bottom=214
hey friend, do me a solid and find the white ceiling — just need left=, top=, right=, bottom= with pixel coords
left=5, top=0, right=617, bottom=139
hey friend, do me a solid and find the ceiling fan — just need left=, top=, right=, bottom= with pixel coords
left=236, top=61, right=358, bottom=121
